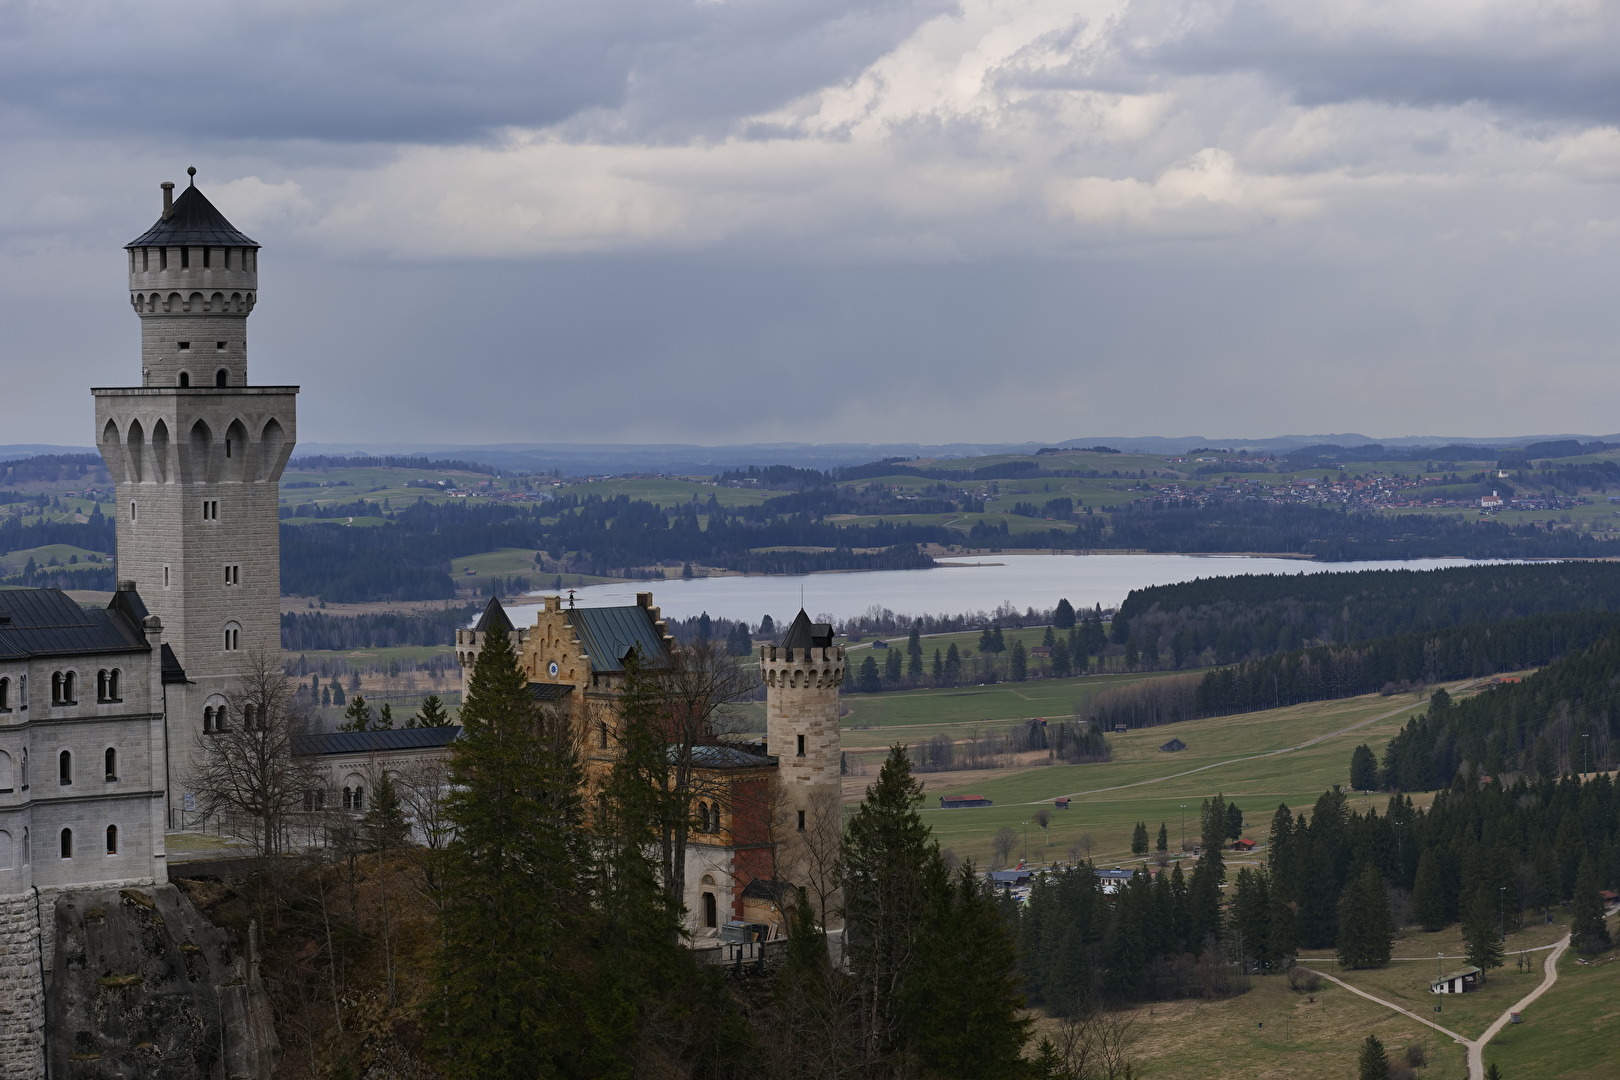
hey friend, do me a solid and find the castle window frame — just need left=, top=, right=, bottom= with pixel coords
left=178, top=371, right=190, bottom=387
left=159, top=248, right=167, bottom=270
left=130, top=500, right=137, bottom=522
left=216, top=340, right=227, bottom=350
left=224, top=564, right=240, bottom=587
left=97, top=668, right=122, bottom=702
left=58, top=749, right=72, bottom=786
left=180, top=247, right=189, bottom=269
left=796, top=734, right=806, bottom=757
left=224, top=622, right=241, bottom=652
left=0, top=675, right=9, bottom=712
left=216, top=369, right=228, bottom=387
left=202, top=499, right=218, bottom=522
left=105, top=747, right=118, bottom=782
left=163, top=565, right=171, bottom=588
left=141, top=247, right=149, bottom=271
left=60, top=828, right=72, bottom=860
left=797, top=809, right=806, bottom=832
left=52, top=671, right=77, bottom=706
left=105, top=824, right=118, bottom=855
left=178, top=340, right=191, bottom=350
left=202, top=246, right=211, bottom=269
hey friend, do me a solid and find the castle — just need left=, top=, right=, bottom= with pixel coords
left=0, top=174, right=847, bottom=1072
left=0, top=173, right=294, bottom=1077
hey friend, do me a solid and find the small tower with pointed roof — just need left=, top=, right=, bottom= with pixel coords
left=760, top=610, right=844, bottom=887
left=92, top=172, right=297, bottom=823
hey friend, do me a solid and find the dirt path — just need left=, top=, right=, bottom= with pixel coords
left=1301, top=933, right=1571, bottom=1079
left=1469, top=933, right=1570, bottom=1079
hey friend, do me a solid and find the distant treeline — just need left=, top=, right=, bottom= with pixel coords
left=0, top=453, right=108, bottom=486
left=280, top=606, right=481, bottom=651
left=1079, top=611, right=1620, bottom=731
left=1113, top=561, right=1620, bottom=668
left=1380, top=629, right=1620, bottom=790
left=288, top=454, right=511, bottom=477
left=1282, top=439, right=1616, bottom=465
left=0, top=513, right=114, bottom=557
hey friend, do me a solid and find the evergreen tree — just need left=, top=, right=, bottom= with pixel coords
left=1350, top=743, right=1380, bottom=791
left=1051, top=638, right=1072, bottom=677
left=1156, top=822, right=1169, bottom=853
left=378, top=702, right=394, bottom=729
left=364, top=768, right=410, bottom=849
left=906, top=621, right=921, bottom=657
left=1336, top=863, right=1393, bottom=969
left=1267, top=892, right=1299, bottom=967
left=1484, top=1066, right=1503, bottom=1080
left=884, top=645, right=903, bottom=684
left=1054, top=597, right=1077, bottom=629
left=907, top=646, right=925, bottom=682
left=413, top=693, right=450, bottom=728
left=1225, top=802, right=1243, bottom=841
left=1358, top=1034, right=1389, bottom=1080
left=944, top=643, right=963, bottom=683
left=1413, top=849, right=1447, bottom=932
left=991, top=626, right=1005, bottom=653
left=1009, top=639, right=1028, bottom=682
left=331, top=682, right=346, bottom=707
left=1130, top=822, right=1149, bottom=855
left=842, top=746, right=943, bottom=1069
left=858, top=655, right=882, bottom=694
left=1231, top=868, right=1272, bottom=969
left=1267, top=804, right=1296, bottom=901
left=901, top=863, right=1032, bottom=1076
left=1461, top=886, right=1506, bottom=977
left=1298, top=839, right=1340, bottom=948
left=340, top=695, right=373, bottom=732
left=932, top=648, right=944, bottom=681
left=1571, top=855, right=1612, bottom=954
left=431, top=620, right=595, bottom=1077
left=760, top=613, right=776, bottom=636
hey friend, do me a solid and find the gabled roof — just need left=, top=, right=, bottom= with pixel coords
left=741, top=878, right=794, bottom=903
left=473, top=595, right=513, bottom=635
left=568, top=604, right=670, bottom=673
left=527, top=682, right=574, bottom=702
left=127, top=180, right=258, bottom=248
left=160, top=643, right=188, bottom=684
left=292, top=725, right=462, bottom=757
left=0, top=587, right=150, bottom=660
left=781, top=609, right=834, bottom=651
left=685, top=744, right=776, bottom=769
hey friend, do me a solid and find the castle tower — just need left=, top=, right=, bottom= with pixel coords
left=92, top=171, right=298, bottom=821
left=759, top=610, right=844, bottom=902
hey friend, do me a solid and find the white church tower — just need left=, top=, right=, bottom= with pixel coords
left=93, top=170, right=298, bottom=821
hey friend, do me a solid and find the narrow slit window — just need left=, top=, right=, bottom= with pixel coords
left=105, top=747, right=117, bottom=781
left=797, top=809, right=806, bottom=831
left=106, top=825, right=118, bottom=855
left=202, top=247, right=211, bottom=268
left=59, top=750, right=71, bottom=785
left=181, top=247, right=189, bottom=269
left=796, top=734, right=806, bottom=757
left=60, top=829, right=72, bottom=859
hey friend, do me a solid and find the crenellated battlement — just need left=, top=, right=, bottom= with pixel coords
left=758, top=643, right=845, bottom=690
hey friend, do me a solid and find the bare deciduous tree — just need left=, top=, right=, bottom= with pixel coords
left=191, top=650, right=319, bottom=865
left=992, top=826, right=1019, bottom=869
left=1053, top=1005, right=1141, bottom=1080
left=1070, top=832, right=1096, bottom=865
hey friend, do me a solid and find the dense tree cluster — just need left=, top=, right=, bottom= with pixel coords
left=280, top=606, right=480, bottom=650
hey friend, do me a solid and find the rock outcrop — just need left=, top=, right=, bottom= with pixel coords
left=46, top=884, right=278, bottom=1080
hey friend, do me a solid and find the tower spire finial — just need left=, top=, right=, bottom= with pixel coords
left=186, top=165, right=196, bottom=187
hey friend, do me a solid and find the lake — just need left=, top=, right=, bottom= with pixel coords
left=504, top=553, right=1509, bottom=628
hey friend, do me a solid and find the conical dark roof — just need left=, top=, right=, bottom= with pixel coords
left=780, top=608, right=833, bottom=650
left=474, top=595, right=514, bottom=635
left=127, top=180, right=258, bottom=248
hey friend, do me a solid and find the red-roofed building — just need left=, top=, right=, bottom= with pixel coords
left=1231, top=838, right=1256, bottom=852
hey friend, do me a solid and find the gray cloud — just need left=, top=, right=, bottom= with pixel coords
left=0, top=0, right=947, bottom=144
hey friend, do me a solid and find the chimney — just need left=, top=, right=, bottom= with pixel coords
left=161, top=181, right=175, bottom=220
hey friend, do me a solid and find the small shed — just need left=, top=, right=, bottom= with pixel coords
left=1160, top=738, right=1187, bottom=753
left=1231, top=838, right=1256, bottom=852
left=1114, top=724, right=1128, bottom=734
left=871, top=639, right=888, bottom=649
left=989, top=868, right=1032, bottom=887
left=1054, top=796, right=1071, bottom=809
left=1431, top=966, right=1481, bottom=994
left=939, top=793, right=994, bottom=809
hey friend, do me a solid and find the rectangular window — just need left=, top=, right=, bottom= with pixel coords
left=216, top=341, right=227, bottom=350
left=202, top=247, right=211, bottom=269
left=141, top=248, right=149, bottom=271
left=130, top=501, right=137, bottom=522
left=796, top=734, right=806, bottom=757
left=163, top=565, right=171, bottom=588
left=202, top=500, right=218, bottom=521
left=223, top=248, right=231, bottom=270
left=797, top=810, right=806, bottom=831
left=178, top=341, right=190, bottom=350
left=224, top=564, right=240, bottom=586
left=160, top=248, right=168, bottom=270
left=181, top=247, right=189, bottom=269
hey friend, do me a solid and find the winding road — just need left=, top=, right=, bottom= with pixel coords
left=1301, top=934, right=1571, bottom=1080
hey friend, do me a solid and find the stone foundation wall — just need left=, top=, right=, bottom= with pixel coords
left=0, top=891, right=44, bottom=1080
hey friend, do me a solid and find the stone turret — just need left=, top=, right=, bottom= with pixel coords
left=93, top=171, right=297, bottom=825
left=760, top=610, right=844, bottom=886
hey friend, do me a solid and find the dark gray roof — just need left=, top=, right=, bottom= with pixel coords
left=781, top=609, right=834, bottom=651
left=0, top=588, right=149, bottom=660
left=160, top=643, right=188, bottom=684
left=686, top=744, right=776, bottom=769
left=527, top=682, right=575, bottom=702
left=569, top=604, right=670, bottom=672
left=127, top=181, right=258, bottom=248
left=292, top=725, right=462, bottom=757
left=474, top=596, right=513, bottom=635
left=741, top=878, right=793, bottom=903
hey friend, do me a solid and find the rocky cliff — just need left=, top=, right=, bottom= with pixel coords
left=45, top=883, right=278, bottom=1080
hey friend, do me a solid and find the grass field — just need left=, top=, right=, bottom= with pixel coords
left=0, top=543, right=111, bottom=573
left=864, top=684, right=1453, bottom=866
left=1064, top=972, right=1469, bottom=1080
left=555, top=477, right=773, bottom=508
left=1486, top=921, right=1620, bottom=1079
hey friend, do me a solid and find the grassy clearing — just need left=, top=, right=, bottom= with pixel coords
left=1486, top=920, right=1620, bottom=1080
left=840, top=669, right=1177, bottom=733
left=1054, top=973, right=1468, bottom=1080
left=555, top=477, right=773, bottom=508
left=871, top=686, right=1445, bottom=866
left=0, top=543, right=111, bottom=573
left=451, top=547, right=541, bottom=576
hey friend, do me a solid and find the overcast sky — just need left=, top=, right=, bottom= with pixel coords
left=3, top=0, right=1619, bottom=448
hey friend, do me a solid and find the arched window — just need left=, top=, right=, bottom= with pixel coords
left=703, top=892, right=718, bottom=929
left=203, top=706, right=215, bottom=733
left=353, top=785, right=365, bottom=812
left=58, top=750, right=72, bottom=786
left=342, top=786, right=352, bottom=810
left=0, top=830, right=12, bottom=870
left=60, top=828, right=72, bottom=859
left=0, top=676, right=9, bottom=710
left=106, top=669, right=120, bottom=701
left=178, top=371, right=190, bottom=387
left=63, top=671, right=76, bottom=704
left=51, top=672, right=62, bottom=704
left=21, top=827, right=27, bottom=864
left=0, top=750, right=12, bottom=793
left=106, top=825, right=118, bottom=855
left=215, top=704, right=228, bottom=731
left=696, top=802, right=709, bottom=832
left=105, top=747, right=117, bottom=782
left=215, top=369, right=228, bottom=387
left=224, top=622, right=241, bottom=651
left=19, top=749, right=27, bottom=790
